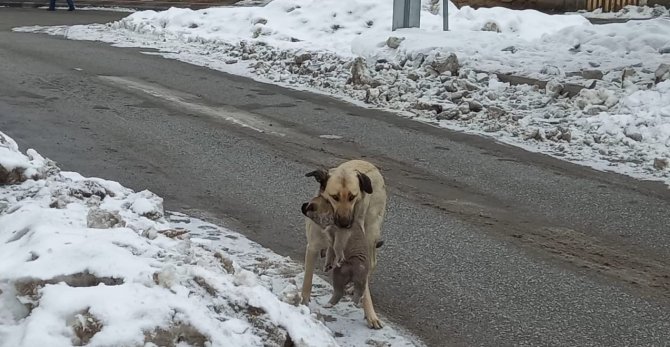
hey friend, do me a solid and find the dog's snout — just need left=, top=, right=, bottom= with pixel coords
left=334, top=215, right=353, bottom=229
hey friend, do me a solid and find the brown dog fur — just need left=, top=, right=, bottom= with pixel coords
left=302, top=196, right=368, bottom=307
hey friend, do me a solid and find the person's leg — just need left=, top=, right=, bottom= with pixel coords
left=66, top=0, right=75, bottom=10
left=48, top=0, right=56, bottom=10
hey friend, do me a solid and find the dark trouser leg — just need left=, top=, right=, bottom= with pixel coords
left=66, top=0, right=75, bottom=10
left=48, top=0, right=56, bottom=10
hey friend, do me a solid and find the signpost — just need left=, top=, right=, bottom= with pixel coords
left=392, top=0, right=449, bottom=31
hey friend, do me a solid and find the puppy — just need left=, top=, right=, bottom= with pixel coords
left=302, top=196, right=369, bottom=307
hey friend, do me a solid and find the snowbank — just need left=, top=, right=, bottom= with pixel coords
left=0, top=131, right=56, bottom=184
left=570, top=4, right=670, bottom=19
left=12, top=0, right=670, bottom=184
left=0, top=132, right=422, bottom=346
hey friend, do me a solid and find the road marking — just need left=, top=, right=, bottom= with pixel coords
left=98, top=75, right=287, bottom=137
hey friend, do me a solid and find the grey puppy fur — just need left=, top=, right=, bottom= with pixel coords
left=302, top=195, right=369, bottom=307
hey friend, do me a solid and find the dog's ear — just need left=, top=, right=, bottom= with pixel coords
left=357, top=172, right=373, bottom=194
left=305, top=169, right=329, bottom=191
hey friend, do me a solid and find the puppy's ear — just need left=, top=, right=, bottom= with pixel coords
left=301, top=202, right=311, bottom=216
left=305, top=169, right=329, bottom=191
left=357, top=172, right=373, bottom=194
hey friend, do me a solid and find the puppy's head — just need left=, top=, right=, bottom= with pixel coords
left=306, top=167, right=372, bottom=229
left=301, top=195, right=334, bottom=229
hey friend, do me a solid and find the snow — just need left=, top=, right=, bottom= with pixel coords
left=569, top=4, right=670, bottom=19
left=11, top=0, right=670, bottom=184
left=0, top=132, right=423, bottom=346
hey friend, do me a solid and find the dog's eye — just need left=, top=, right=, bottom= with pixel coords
left=348, top=194, right=356, bottom=201
left=331, top=195, right=340, bottom=201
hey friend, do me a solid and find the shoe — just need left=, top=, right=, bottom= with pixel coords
left=47, top=7, right=56, bottom=11
left=68, top=7, right=75, bottom=11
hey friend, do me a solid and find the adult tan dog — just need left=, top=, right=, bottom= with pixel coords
left=301, top=159, right=387, bottom=329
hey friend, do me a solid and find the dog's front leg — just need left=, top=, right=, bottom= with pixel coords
left=362, top=278, right=383, bottom=329
left=301, top=246, right=320, bottom=305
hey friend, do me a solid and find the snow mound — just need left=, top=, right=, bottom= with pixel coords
left=0, top=138, right=338, bottom=347
left=105, top=0, right=588, bottom=56
left=0, top=131, right=57, bottom=184
left=570, top=4, right=670, bottom=19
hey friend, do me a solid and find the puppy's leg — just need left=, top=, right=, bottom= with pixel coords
left=324, top=268, right=346, bottom=308
left=324, top=247, right=335, bottom=272
left=301, top=246, right=319, bottom=306
left=333, top=230, right=349, bottom=268
left=362, top=278, right=383, bottom=329
left=352, top=263, right=367, bottom=307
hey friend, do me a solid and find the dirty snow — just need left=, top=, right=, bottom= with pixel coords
left=569, top=4, right=670, bottom=19
left=0, top=132, right=423, bottom=347
left=12, top=0, right=670, bottom=184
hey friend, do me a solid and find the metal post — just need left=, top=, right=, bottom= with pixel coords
left=443, top=0, right=449, bottom=31
left=393, top=0, right=421, bottom=31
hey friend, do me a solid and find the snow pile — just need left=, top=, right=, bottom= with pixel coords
left=0, top=132, right=422, bottom=347
left=570, top=4, right=670, bottom=19
left=0, top=131, right=57, bottom=184
left=12, top=0, right=670, bottom=183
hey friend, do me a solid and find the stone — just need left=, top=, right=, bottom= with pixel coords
left=349, top=57, right=379, bottom=87
left=468, top=100, right=483, bottom=112
left=545, top=80, right=564, bottom=97
left=87, top=208, right=125, bottom=229
left=655, top=63, right=670, bottom=84
left=581, top=69, right=603, bottom=80
left=444, top=82, right=458, bottom=93
left=407, top=72, right=420, bottom=81
left=449, top=91, right=465, bottom=102
left=430, top=52, right=459, bottom=75
left=540, top=65, right=561, bottom=76
left=458, top=103, right=470, bottom=114
left=365, top=88, right=380, bottom=103
left=653, top=158, right=669, bottom=170
left=659, top=47, right=670, bottom=54
left=481, top=21, right=501, bottom=32
left=487, top=105, right=506, bottom=118
left=584, top=105, right=608, bottom=115
left=225, top=59, right=238, bottom=64
left=386, top=36, right=405, bottom=49
left=501, top=46, right=517, bottom=53
left=436, top=108, right=460, bottom=120
left=294, top=53, right=312, bottom=65
left=624, top=128, right=643, bottom=142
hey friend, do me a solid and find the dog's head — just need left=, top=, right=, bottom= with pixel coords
left=305, top=167, right=372, bottom=229
left=301, top=195, right=334, bottom=229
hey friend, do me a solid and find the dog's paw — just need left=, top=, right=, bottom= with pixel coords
left=300, top=296, right=310, bottom=306
left=366, top=316, right=384, bottom=330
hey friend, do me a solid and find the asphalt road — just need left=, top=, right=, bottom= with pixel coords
left=2, top=8, right=670, bottom=347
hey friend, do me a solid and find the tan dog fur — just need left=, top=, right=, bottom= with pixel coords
left=301, top=159, right=387, bottom=329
